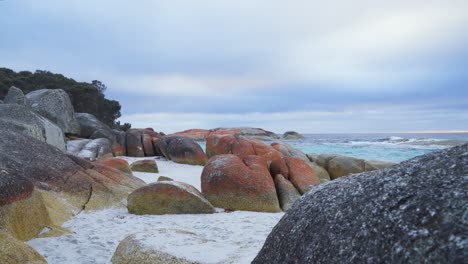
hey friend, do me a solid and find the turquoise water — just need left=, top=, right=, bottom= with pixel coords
left=198, top=133, right=468, bottom=162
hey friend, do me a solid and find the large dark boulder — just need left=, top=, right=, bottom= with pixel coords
left=75, top=113, right=115, bottom=142
left=126, top=129, right=145, bottom=157
left=156, top=136, right=207, bottom=165
left=26, top=89, right=80, bottom=134
left=254, top=144, right=468, bottom=263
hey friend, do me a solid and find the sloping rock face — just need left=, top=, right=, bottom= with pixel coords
left=4, top=86, right=31, bottom=107
left=156, top=136, right=207, bottom=165
left=75, top=113, right=115, bottom=142
left=128, top=181, right=215, bottom=215
left=206, top=134, right=282, bottom=162
left=253, top=144, right=468, bottom=263
left=0, top=231, right=47, bottom=264
left=0, top=104, right=66, bottom=151
left=171, top=127, right=279, bottom=141
left=0, top=128, right=145, bottom=241
left=201, top=155, right=281, bottom=212
left=26, top=89, right=80, bottom=134
left=67, top=138, right=113, bottom=160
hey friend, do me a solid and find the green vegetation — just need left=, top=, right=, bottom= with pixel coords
left=0, top=67, right=123, bottom=127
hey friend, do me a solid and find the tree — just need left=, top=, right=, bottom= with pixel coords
left=92, top=80, right=107, bottom=94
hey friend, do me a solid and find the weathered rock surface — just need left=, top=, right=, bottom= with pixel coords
left=156, top=136, right=207, bottom=165
left=206, top=134, right=282, bottom=162
left=112, top=230, right=197, bottom=264
left=142, top=128, right=162, bottom=157
left=172, top=127, right=279, bottom=141
left=270, top=157, right=319, bottom=194
left=253, top=144, right=468, bottom=263
left=272, top=142, right=330, bottom=183
left=75, top=112, right=115, bottom=142
left=126, top=129, right=145, bottom=157
left=130, top=159, right=159, bottom=173
left=274, top=174, right=301, bottom=211
left=0, top=231, right=47, bottom=264
left=96, top=158, right=133, bottom=175
left=201, top=155, right=281, bottom=212
left=128, top=181, right=215, bottom=215
left=112, top=129, right=127, bottom=156
left=307, top=153, right=395, bottom=180
left=67, top=138, right=113, bottom=160
left=4, top=86, right=31, bottom=107
left=0, top=128, right=145, bottom=241
left=26, top=89, right=80, bottom=134
left=0, top=104, right=66, bottom=151
left=327, top=155, right=367, bottom=179
left=283, top=131, right=304, bottom=140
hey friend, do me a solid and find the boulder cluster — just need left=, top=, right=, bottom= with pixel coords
left=0, top=87, right=146, bottom=262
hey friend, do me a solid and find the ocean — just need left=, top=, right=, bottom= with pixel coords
left=199, top=133, right=468, bottom=162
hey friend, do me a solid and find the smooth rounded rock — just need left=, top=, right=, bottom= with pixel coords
left=201, top=155, right=281, bottom=212
left=128, top=181, right=215, bottom=215
left=130, top=160, right=159, bottom=173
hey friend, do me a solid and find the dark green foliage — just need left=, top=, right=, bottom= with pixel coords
left=115, top=121, right=132, bottom=131
left=0, top=67, right=122, bottom=127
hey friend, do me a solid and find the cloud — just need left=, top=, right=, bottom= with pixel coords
left=1, top=0, right=467, bottom=132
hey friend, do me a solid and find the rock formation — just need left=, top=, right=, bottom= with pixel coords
left=253, top=144, right=468, bottom=263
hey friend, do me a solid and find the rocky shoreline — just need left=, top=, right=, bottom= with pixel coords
left=1, top=86, right=466, bottom=263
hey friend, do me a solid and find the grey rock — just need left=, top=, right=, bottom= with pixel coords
left=283, top=131, right=305, bottom=140
left=253, top=144, right=468, bottom=264
left=26, top=89, right=80, bottom=134
left=4, top=86, right=31, bottom=107
left=0, top=100, right=3, bottom=104
left=0, top=104, right=66, bottom=151
left=75, top=113, right=115, bottom=142
left=67, top=138, right=113, bottom=160
left=112, top=129, right=127, bottom=156
left=327, top=155, right=366, bottom=179
left=126, top=129, right=145, bottom=157
left=274, top=174, right=301, bottom=211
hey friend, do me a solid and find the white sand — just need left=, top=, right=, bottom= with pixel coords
left=121, top=157, right=205, bottom=190
left=27, top=157, right=284, bottom=264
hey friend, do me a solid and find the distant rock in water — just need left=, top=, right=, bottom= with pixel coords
left=253, top=144, right=468, bottom=263
left=282, top=131, right=304, bottom=140
left=171, top=127, right=279, bottom=141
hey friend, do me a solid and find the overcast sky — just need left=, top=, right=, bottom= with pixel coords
left=1, top=0, right=467, bottom=133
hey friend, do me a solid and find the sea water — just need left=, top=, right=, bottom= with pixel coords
left=198, top=133, right=468, bottom=162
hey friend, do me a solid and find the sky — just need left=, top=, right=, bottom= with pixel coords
left=1, top=0, right=467, bottom=133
